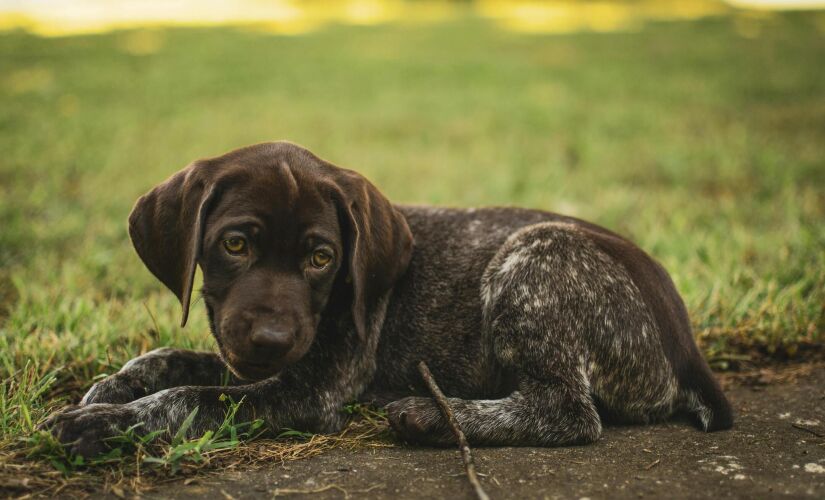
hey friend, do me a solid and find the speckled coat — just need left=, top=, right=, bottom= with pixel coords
left=44, top=142, right=733, bottom=457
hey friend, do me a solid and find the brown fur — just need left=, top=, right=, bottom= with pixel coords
left=44, top=142, right=732, bottom=458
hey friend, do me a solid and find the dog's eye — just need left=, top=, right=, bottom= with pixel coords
left=310, top=250, right=332, bottom=269
left=223, top=237, right=247, bottom=255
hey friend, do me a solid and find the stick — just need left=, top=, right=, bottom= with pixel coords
left=418, top=361, right=490, bottom=500
left=644, top=458, right=661, bottom=470
left=791, top=423, right=825, bottom=438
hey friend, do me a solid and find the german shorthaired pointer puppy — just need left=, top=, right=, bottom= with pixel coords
left=45, top=142, right=733, bottom=457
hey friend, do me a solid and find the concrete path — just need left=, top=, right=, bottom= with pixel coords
left=160, top=365, right=825, bottom=499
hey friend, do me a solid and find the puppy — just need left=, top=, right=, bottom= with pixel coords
left=45, top=142, right=732, bottom=458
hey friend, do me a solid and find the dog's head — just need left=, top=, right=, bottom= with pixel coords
left=128, top=142, right=413, bottom=380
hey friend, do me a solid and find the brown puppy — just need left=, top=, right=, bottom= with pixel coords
left=45, top=142, right=732, bottom=458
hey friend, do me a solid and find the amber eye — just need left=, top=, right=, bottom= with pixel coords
left=310, top=250, right=333, bottom=269
left=223, top=236, right=247, bottom=255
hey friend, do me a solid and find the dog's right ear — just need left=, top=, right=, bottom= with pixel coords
left=326, top=168, right=413, bottom=342
left=128, top=163, right=218, bottom=327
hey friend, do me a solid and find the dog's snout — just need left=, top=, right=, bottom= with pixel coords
left=250, top=324, right=295, bottom=352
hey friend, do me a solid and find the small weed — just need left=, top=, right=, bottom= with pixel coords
left=342, top=402, right=388, bottom=426
left=22, top=393, right=266, bottom=479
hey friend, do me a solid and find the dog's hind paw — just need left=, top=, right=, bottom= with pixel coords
left=385, top=397, right=453, bottom=446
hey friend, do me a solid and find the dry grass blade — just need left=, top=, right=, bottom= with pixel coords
left=271, top=483, right=383, bottom=498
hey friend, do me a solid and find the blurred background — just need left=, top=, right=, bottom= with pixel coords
left=0, top=0, right=823, bottom=402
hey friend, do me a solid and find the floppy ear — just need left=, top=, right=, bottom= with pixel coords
left=332, top=170, right=413, bottom=341
left=128, top=164, right=218, bottom=327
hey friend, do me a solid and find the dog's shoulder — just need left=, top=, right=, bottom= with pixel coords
left=394, top=205, right=609, bottom=267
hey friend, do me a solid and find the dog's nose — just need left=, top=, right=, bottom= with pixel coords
left=250, top=326, right=295, bottom=352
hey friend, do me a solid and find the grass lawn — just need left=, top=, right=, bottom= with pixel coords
left=1, top=9, right=824, bottom=494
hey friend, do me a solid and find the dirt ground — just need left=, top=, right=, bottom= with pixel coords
left=113, top=364, right=822, bottom=499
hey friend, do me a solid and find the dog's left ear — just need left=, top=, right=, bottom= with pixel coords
left=330, top=169, right=413, bottom=341
left=128, top=162, right=219, bottom=327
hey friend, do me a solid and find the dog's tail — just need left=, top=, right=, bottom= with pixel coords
left=645, top=257, right=734, bottom=432
left=679, top=357, right=734, bottom=432
left=636, top=254, right=734, bottom=432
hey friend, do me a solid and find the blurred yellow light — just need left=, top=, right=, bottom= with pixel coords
left=0, top=0, right=821, bottom=37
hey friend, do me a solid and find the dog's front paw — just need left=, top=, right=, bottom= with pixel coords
left=81, top=374, right=146, bottom=405
left=40, top=403, right=139, bottom=458
left=385, top=397, right=452, bottom=446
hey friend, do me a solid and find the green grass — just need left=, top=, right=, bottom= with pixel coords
left=26, top=395, right=264, bottom=475
left=1, top=9, right=824, bottom=495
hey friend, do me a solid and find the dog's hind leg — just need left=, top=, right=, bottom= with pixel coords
left=388, top=223, right=613, bottom=446
left=387, top=368, right=602, bottom=446
left=388, top=221, right=686, bottom=446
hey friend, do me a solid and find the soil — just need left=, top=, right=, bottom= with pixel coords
left=151, top=364, right=825, bottom=498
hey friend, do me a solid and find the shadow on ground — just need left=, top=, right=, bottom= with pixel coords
left=147, top=366, right=825, bottom=499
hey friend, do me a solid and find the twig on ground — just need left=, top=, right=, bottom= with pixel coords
left=791, top=423, right=825, bottom=438
left=418, top=361, right=490, bottom=500
left=271, top=484, right=348, bottom=497
left=644, top=459, right=661, bottom=470
left=271, top=483, right=383, bottom=498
